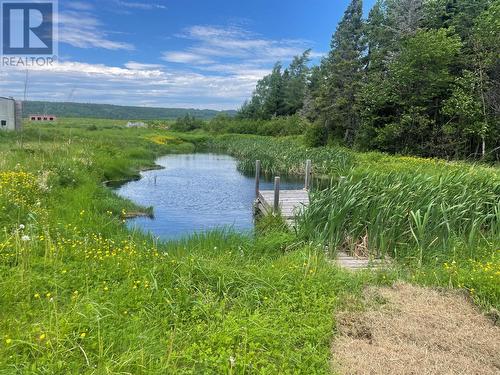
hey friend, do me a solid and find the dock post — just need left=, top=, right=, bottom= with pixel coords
left=305, top=159, right=312, bottom=190
left=255, top=160, right=261, bottom=198
left=274, top=177, right=280, bottom=212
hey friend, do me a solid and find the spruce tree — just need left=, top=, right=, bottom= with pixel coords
left=262, top=62, right=286, bottom=118
left=318, top=0, right=365, bottom=144
left=284, top=50, right=311, bottom=115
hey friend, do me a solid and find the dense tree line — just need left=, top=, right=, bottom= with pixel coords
left=240, top=0, right=499, bottom=160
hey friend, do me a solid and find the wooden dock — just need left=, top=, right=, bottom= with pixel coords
left=254, top=160, right=311, bottom=225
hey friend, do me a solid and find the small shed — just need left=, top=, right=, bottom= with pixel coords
left=0, top=97, right=22, bottom=131
left=127, top=121, right=146, bottom=128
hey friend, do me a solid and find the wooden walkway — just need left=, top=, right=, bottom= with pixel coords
left=253, top=160, right=311, bottom=225
left=336, top=252, right=391, bottom=271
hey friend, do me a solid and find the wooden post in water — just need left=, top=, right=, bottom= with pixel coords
left=255, top=160, right=261, bottom=198
left=305, top=159, right=312, bottom=190
left=274, top=177, right=280, bottom=212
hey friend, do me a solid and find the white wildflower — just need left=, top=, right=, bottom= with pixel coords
left=19, top=224, right=25, bottom=230
left=21, top=235, right=30, bottom=242
left=229, top=356, right=236, bottom=367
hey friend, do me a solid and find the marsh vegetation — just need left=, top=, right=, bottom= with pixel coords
left=0, top=118, right=498, bottom=373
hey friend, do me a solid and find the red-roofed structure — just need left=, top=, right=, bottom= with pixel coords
left=30, top=115, right=57, bottom=122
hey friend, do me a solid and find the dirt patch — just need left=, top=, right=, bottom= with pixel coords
left=332, top=283, right=500, bottom=375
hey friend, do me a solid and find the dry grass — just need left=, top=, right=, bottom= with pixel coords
left=331, top=283, right=500, bottom=375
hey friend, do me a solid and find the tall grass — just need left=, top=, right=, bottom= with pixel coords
left=212, top=134, right=500, bottom=307
left=298, top=172, right=500, bottom=261
left=208, top=134, right=499, bottom=263
left=207, top=134, right=355, bottom=177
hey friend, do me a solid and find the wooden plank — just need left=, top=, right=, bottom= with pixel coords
left=253, top=160, right=312, bottom=224
left=260, top=189, right=309, bottom=195
left=335, top=252, right=391, bottom=271
left=255, top=160, right=260, bottom=198
left=258, top=194, right=308, bottom=201
left=273, top=177, right=280, bottom=212
left=256, top=188, right=310, bottom=226
left=305, top=159, right=312, bottom=190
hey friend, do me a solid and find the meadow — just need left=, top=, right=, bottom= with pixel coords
left=0, top=118, right=498, bottom=373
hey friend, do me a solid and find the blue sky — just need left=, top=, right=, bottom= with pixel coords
left=1, top=0, right=376, bottom=110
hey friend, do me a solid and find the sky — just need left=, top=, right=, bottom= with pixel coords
left=0, top=0, right=377, bottom=110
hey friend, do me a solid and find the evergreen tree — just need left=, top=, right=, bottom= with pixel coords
left=284, top=50, right=311, bottom=115
left=365, top=0, right=395, bottom=72
left=386, top=0, right=424, bottom=36
left=318, top=0, right=365, bottom=144
left=262, top=62, right=286, bottom=118
left=239, top=52, right=312, bottom=120
left=299, top=65, right=323, bottom=121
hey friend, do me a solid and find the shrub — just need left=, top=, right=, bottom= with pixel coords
left=304, top=122, right=327, bottom=147
left=170, top=114, right=205, bottom=132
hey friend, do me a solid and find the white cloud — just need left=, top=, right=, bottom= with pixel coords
left=113, top=0, right=167, bottom=10
left=196, top=63, right=271, bottom=80
left=59, top=10, right=134, bottom=50
left=0, top=61, right=257, bottom=110
left=161, top=52, right=214, bottom=65
left=0, top=24, right=321, bottom=109
left=158, top=24, right=320, bottom=106
left=124, top=61, right=165, bottom=70
left=65, top=2, right=95, bottom=11
left=168, top=25, right=312, bottom=64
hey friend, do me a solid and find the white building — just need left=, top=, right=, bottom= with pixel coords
left=0, top=97, right=22, bottom=131
left=127, top=121, right=146, bottom=128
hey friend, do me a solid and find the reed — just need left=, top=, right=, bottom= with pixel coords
left=299, top=171, right=500, bottom=260
left=206, top=134, right=355, bottom=177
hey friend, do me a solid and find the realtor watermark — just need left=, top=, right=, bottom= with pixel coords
left=1, top=0, right=58, bottom=67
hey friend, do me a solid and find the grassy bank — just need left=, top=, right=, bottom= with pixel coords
left=0, top=119, right=381, bottom=374
left=0, top=120, right=498, bottom=373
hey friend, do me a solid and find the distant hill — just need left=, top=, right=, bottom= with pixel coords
left=22, top=101, right=236, bottom=120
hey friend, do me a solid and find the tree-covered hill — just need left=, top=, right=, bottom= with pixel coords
left=22, top=101, right=236, bottom=120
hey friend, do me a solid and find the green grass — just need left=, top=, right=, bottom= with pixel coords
left=0, top=120, right=498, bottom=373
left=0, top=119, right=381, bottom=374
left=209, top=134, right=500, bottom=309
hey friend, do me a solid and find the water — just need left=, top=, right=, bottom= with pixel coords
left=115, top=153, right=303, bottom=240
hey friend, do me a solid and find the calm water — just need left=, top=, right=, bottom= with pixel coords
left=115, top=153, right=303, bottom=240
